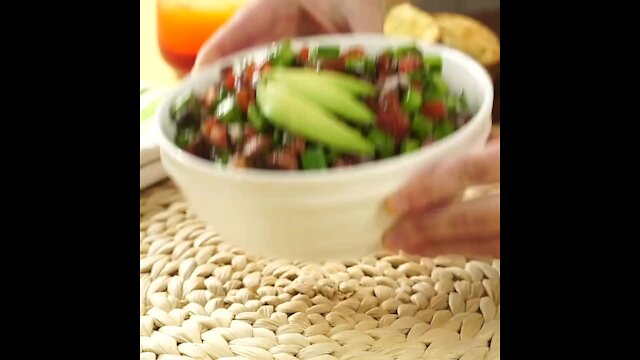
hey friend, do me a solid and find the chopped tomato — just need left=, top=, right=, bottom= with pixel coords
left=286, top=136, right=306, bottom=154
left=398, top=54, right=422, bottom=73
left=201, top=116, right=217, bottom=137
left=341, top=47, right=365, bottom=60
left=243, top=125, right=257, bottom=143
left=231, top=155, right=247, bottom=168
left=209, top=122, right=228, bottom=149
left=242, top=62, right=256, bottom=88
left=298, top=47, right=309, bottom=63
left=243, top=63, right=255, bottom=80
left=317, top=58, right=345, bottom=72
left=421, top=100, right=447, bottom=119
left=223, top=70, right=235, bottom=90
left=267, top=149, right=299, bottom=170
left=236, top=89, right=249, bottom=113
left=334, top=157, right=358, bottom=167
left=364, top=97, right=378, bottom=112
left=203, top=87, right=217, bottom=109
left=187, top=134, right=211, bottom=159
left=377, top=91, right=410, bottom=142
left=260, top=62, right=272, bottom=73
left=376, top=54, right=394, bottom=77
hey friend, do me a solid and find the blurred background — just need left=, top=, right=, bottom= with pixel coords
left=141, top=0, right=499, bottom=85
left=415, top=0, right=500, bottom=13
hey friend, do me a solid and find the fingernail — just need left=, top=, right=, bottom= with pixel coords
left=382, top=229, right=401, bottom=251
left=385, top=194, right=408, bottom=215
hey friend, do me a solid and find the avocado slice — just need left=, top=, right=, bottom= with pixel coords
left=256, top=80, right=374, bottom=156
left=270, top=68, right=376, bottom=97
left=271, top=73, right=375, bottom=125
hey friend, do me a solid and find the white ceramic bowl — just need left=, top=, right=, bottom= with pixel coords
left=157, top=34, right=494, bottom=261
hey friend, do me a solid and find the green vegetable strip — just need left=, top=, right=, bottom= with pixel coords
left=423, top=55, right=443, bottom=73
left=402, top=86, right=423, bottom=113
left=395, top=45, right=421, bottom=57
left=345, top=57, right=376, bottom=75
left=411, top=113, right=434, bottom=141
left=423, top=73, right=449, bottom=101
left=312, top=46, right=341, bottom=59
left=247, top=103, right=267, bottom=130
left=215, top=97, right=242, bottom=123
left=368, top=128, right=395, bottom=158
left=401, top=138, right=421, bottom=153
left=434, top=120, right=455, bottom=139
left=269, top=39, right=296, bottom=66
left=301, top=148, right=328, bottom=169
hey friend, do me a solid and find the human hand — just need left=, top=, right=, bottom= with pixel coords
left=193, top=0, right=385, bottom=71
left=383, top=138, right=500, bottom=257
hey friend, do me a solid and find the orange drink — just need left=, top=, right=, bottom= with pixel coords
left=157, top=0, right=247, bottom=73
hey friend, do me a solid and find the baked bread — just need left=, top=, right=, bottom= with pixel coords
left=433, top=12, right=500, bottom=67
left=384, top=6, right=501, bottom=82
left=383, top=3, right=440, bottom=43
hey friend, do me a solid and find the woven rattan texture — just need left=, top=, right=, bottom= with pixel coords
left=140, top=182, right=500, bottom=360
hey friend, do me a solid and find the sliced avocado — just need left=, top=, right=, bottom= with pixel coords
left=271, top=74, right=374, bottom=125
left=256, top=81, right=374, bottom=156
left=270, top=68, right=376, bottom=96
left=140, top=98, right=162, bottom=123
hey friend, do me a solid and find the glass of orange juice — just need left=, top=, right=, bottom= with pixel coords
left=157, top=0, right=248, bottom=73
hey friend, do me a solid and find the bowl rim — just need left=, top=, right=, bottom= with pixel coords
left=156, top=33, right=494, bottom=183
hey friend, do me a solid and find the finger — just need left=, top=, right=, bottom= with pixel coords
left=387, top=142, right=500, bottom=215
left=412, top=238, right=500, bottom=258
left=488, top=126, right=500, bottom=143
left=299, top=0, right=344, bottom=34
left=193, top=0, right=298, bottom=72
left=383, top=194, right=500, bottom=256
left=341, top=0, right=385, bottom=32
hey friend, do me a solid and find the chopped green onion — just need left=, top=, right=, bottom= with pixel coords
left=268, top=39, right=296, bottom=66
left=247, top=103, right=266, bottom=130
left=325, top=148, right=339, bottom=165
left=446, top=94, right=468, bottom=115
left=407, top=71, right=424, bottom=83
left=345, top=57, right=376, bottom=75
left=411, top=113, right=434, bottom=141
left=368, top=128, right=395, bottom=158
left=401, top=138, right=421, bottom=153
left=272, top=128, right=284, bottom=146
left=423, top=73, right=449, bottom=101
left=212, top=148, right=231, bottom=164
left=382, top=48, right=395, bottom=56
left=208, top=88, right=232, bottom=113
left=170, top=92, right=198, bottom=121
left=215, top=96, right=242, bottom=123
left=301, top=147, right=328, bottom=170
left=311, top=46, right=341, bottom=60
left=423, top=55, right=442, bottom=73
left=395, top=45, right=422, bottom=58
left=434, top=120, right=455, bottom=140
left=402, top=86, right=423, bottom=113
left=175, top=128, right=197, bottom=150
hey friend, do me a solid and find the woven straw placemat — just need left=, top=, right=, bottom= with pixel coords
left=140, top=181, right=500, bottom=360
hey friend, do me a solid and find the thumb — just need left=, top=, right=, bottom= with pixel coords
left=343, top=0, right=385, bottom=32
left=193, top=0, right=298, bottom=73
